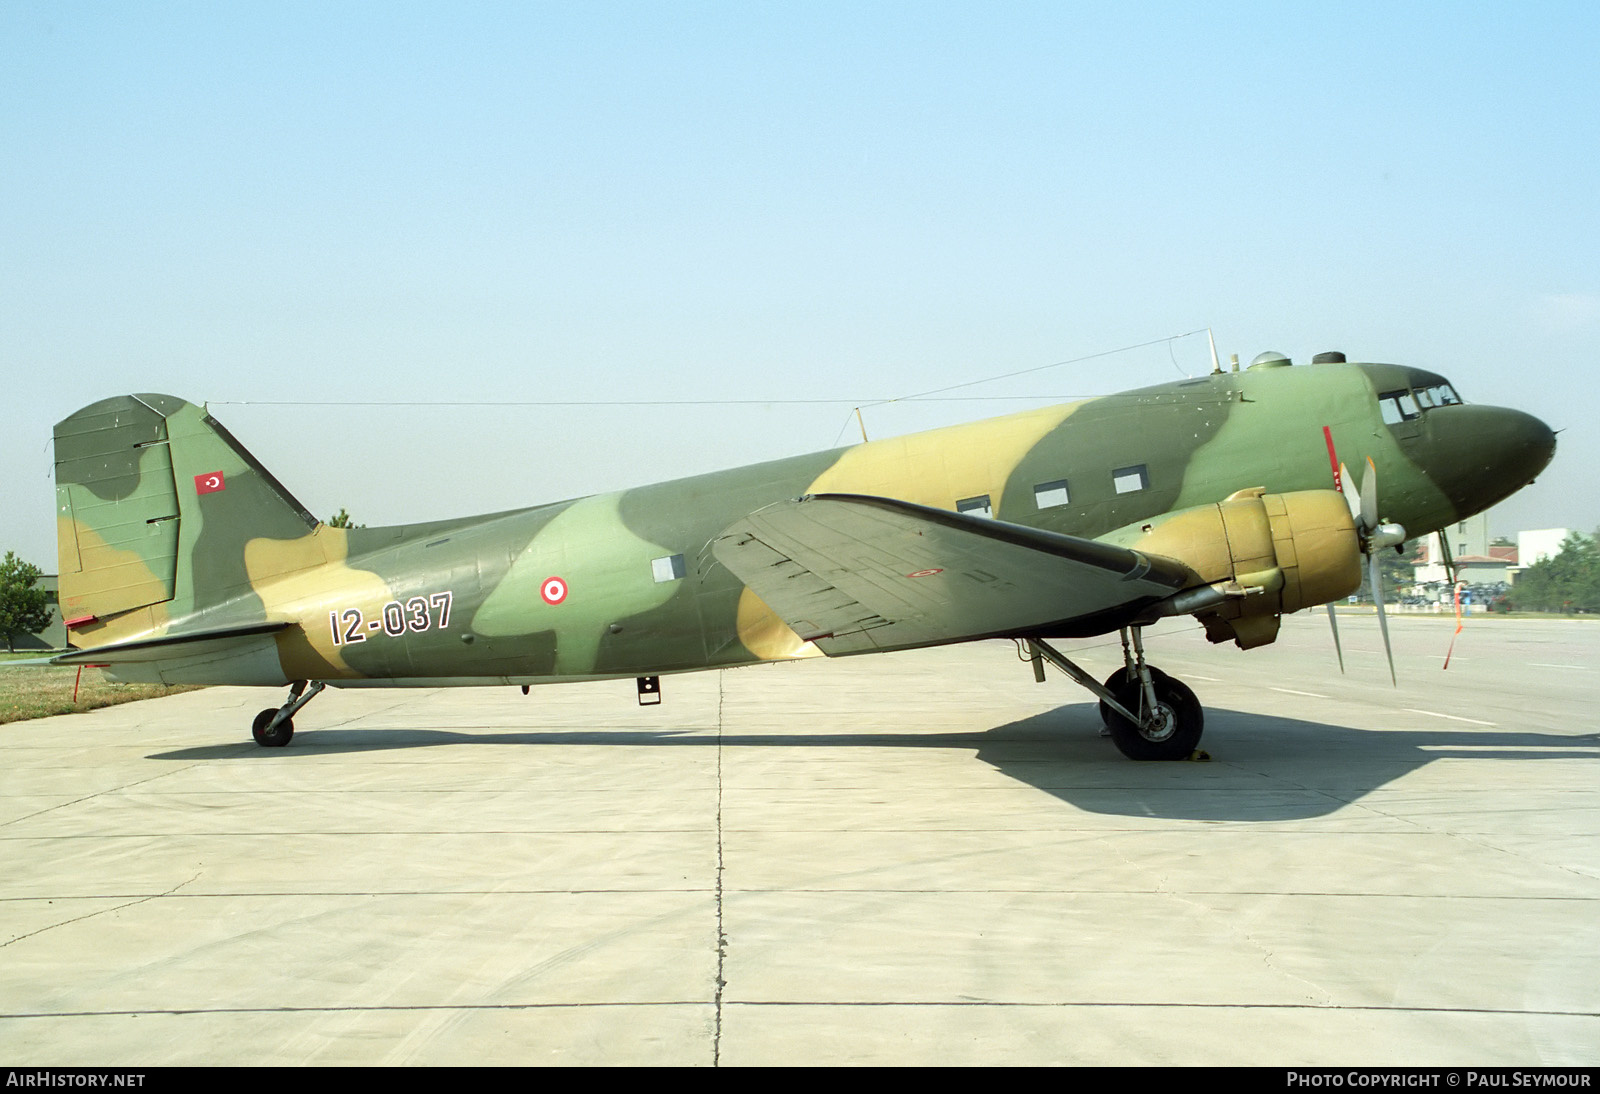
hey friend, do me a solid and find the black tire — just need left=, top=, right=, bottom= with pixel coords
left=252, top=708, right=294, bottom=747
left=1103, top=674, right=1203, bottom=761
left=1098, top=665, right=1172, bottom=727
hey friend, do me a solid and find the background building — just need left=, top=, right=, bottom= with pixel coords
left=1518, top=528, right=1574, bottom=568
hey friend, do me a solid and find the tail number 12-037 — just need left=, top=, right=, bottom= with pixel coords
left=329, top=591, right=454, bottom=645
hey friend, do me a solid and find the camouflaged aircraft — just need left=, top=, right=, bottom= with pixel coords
left=44, top=349, right=1555, bottom=759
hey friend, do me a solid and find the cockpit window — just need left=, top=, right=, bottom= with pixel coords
left=1380, top=383, right=1461, bottom=425
left=1379, top=390, right=1420, bottom=424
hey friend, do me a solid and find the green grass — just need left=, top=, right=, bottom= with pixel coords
left=0, top=653, right=201, bottom=725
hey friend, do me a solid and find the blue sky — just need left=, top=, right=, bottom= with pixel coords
left=4, top=1, right=1596, bottom=568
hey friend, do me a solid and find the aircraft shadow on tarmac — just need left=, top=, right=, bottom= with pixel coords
left=150, top=704, right=1598, bottom=824
left=969, top=708, right=1600, bottom=821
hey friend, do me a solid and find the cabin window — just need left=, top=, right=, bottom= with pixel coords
left=1033, top=480, right=1070, bottom=509
left=956, top=495, right=993, bottom=519
left=651, top=554, right=686, bottom=583
left=1112, top=465, right=1148, bottom=494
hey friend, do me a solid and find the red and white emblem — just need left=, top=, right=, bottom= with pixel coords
left=194, top=471, right=226, bottom=495
left=907, top=568, right=944, bottom=578
left=540, top=576, right=568, bottom=605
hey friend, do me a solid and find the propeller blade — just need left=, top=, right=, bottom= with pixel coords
left=1360, top=457, right=1379, bottom=533
left=1339, top=462, right=1362, bottom=525
left=1326, top=603, right=1345, bottom=674
left=1369, top=551, right=1397, bottom=686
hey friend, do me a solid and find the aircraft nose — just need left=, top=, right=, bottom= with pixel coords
left=1424, top=405, right=1557, bottom=514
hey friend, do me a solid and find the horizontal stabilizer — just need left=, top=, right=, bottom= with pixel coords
left=51, top=621, right=290, bottom=665
left=50, top=622, right=292, bottom=686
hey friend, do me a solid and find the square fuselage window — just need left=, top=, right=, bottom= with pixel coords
left=651, top=554, right=687, bottom=583
left=1112, top=465, right=1148, bottom=494
left=1033, top=480, right=1070, bottom=508
left=956, top=495, right=993, bottom=519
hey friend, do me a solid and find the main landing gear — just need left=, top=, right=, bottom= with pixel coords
left=1028, top=628, right=1205, bottom=761
left=251, top=680, right=325, bottom=747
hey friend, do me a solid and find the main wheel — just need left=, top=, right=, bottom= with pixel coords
left=1102, top=674, right=1203, bottom=761
left=1098, top=665, right=1172, bottom=727
left=252, top=708, right=294, bottom=747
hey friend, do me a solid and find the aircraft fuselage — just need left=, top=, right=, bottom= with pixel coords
left=55, top=357, right=1555, bottom=689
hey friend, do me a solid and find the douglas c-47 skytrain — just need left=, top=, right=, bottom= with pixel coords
left=42, top=349, right=1556, bottom=759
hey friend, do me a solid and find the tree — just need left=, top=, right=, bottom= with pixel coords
left=1505, top=531, right=1600, bottom=613
left=326, top=508, right=364, bottom=529
left=0, top=551, right=52, bottom=653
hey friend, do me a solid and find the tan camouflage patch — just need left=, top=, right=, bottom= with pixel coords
left=55, top=518, right=174, bottom=632
left=245, top=526, right=389, bottom=679
left=804, top=402, right=1081, bottom=513
left=736, top=587, right=821, bottom=661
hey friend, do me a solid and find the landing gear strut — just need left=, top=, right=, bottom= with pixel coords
left=251, top=680, right=325, bottom=748
left=1029, top=628, right=1205, bottom=761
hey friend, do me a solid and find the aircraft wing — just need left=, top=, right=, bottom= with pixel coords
left=711, top=493, right=1193, bottom=654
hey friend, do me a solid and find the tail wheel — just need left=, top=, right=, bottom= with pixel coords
left=1102, top=674, right=1203, bottom=761
left=252, top=708, right=294, bottom=747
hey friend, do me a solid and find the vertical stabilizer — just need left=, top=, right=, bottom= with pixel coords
left=54, top=395, right=317, bottom=636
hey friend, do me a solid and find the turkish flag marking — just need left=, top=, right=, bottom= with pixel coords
left=195, top=472, right=226, bottom=495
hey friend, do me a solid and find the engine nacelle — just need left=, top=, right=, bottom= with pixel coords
left=1105, top=488, right=1362, bottom=649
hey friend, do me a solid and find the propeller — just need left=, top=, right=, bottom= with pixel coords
left=1326, top=602, right=1345, bottom=673
left=1337, top=457, right=1406, bottom=685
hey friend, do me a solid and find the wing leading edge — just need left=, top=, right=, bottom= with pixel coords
left=711, top=493, right=1193, bottom=655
